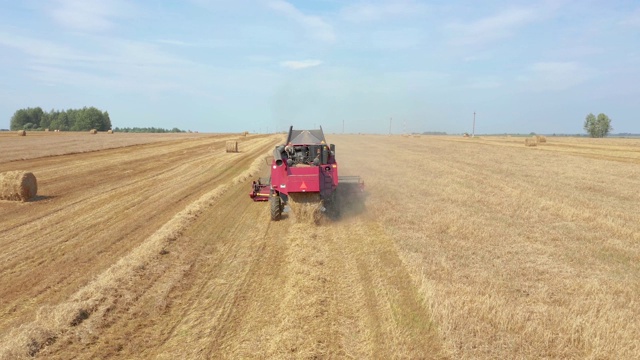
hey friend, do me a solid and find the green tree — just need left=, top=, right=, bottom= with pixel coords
left=103, top=111, right=112, bottom=130
left=40, top=110, right=53, bottom=130
left=10, top=109, right=29, bottom=130
left=584, top=113, right=613, bottom=138
left=50, top=112, right=71, bottom=131
left=26, top=107, right=44, bottom=128
left=84, top=107, right=105, bottom=130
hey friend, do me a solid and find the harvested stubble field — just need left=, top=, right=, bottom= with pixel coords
left=0, top=133, right=639, bottom=359
left=0, top=131, right=213, bottom=163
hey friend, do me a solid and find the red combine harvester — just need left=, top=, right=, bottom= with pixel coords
left=250, top=126, right=364, bottom=221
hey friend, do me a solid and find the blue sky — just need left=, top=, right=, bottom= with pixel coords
left=1, top=0, right=639, bottom=134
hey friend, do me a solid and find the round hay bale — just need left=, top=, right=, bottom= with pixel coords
left=17, top=130, right=26, bottom=136
left=45, top=128, right=49, bottom=132
left=0, top=171, right=37, bottom=201
left=524, top=138, right=537, bottom=147
left=107, top=129, right=113, bottom=134
left=89, top=129, right=97, bottom=134
left=226, top=141, right=238, bottom=153
left=536, top=135, right=547, bottom=143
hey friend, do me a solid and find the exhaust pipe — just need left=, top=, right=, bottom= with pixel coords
left=274, top=146, right=285, bottom=166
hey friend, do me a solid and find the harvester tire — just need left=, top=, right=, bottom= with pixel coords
left=325, top=192, right=341, bottom=220
left=270, top=194, right=282, bottom=221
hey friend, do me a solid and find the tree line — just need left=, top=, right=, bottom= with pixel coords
left=114, top=127, right=186, bottom=133
left=10, top=107, right=112, bottom=131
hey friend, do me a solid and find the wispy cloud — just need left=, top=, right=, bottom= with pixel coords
left=464, top=77, right=502, bottom=89
left=620, top=8, right=640, bottom=27
left=48, top=0, right=135, bottom=32
left=156, top=39, right=199, bottom=47
left=368, top=28, right=423, bottom=50
left=447, top=7, right=540, bottom=45
left=280, top=59, right=323, bottom=70
left=0, top=31, right=191, bottom=91
left=267, top=0, right=335, bottom=42
left=518, top=61, right=595, bottom=91
left=341, top=1, right=427, bottom=22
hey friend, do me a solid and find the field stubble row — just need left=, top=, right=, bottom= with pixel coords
left=332, top=134, right=640, bottom=359
left=1, top=133, right=639, bottom=359
left=0, top=133, right=280, bottom=358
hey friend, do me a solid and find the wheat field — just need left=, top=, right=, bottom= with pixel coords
left=333, top=134, right=640, bottom=359
left=0, top=133, right=638, bottom=359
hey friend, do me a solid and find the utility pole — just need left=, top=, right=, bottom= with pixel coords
left=389, top=117, right=392, bottom=135
left=472, top=111, right=476, bottom=138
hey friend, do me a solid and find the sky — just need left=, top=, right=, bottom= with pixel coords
left=1, top=0, right=639, bottom=134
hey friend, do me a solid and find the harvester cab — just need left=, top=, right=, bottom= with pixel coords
left=249, top=126, right=364, bottom=222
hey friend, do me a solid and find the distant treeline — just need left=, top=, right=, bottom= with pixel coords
left=421, top=131, right=447, bottom=135
left=114, top=127, right=186, bottom=133
left=10, top=107, right=111, bottom=131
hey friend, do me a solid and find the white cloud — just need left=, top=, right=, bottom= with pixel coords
left=48, top=0, right=136, bottom=32
left=447, top=7, right=539, bottom=45
left=518, top=61, right=595, bottom=91
left=341, top=1, right=427, bottom=22
left=280, top=59, right=323, bottom=70
left=267, top=0, right=335, bottom=42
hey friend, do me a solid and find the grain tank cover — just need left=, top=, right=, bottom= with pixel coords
left=286, top=126, right=326, bottom=145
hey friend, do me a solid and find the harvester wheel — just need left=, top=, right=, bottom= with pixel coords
left=270, top=194, right=282, bottom=221
left=326, top=192, right=341, bottom=220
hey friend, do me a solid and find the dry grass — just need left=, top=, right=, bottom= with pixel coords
left=0, top=171, right=37, bottom=201
left=226, top=141, right=239, bottom=152
left=331, top=134, right=640, bottom=359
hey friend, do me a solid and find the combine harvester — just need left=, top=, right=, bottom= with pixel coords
left=250, top=126, right=364, bottom=222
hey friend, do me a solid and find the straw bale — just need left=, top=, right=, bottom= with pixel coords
left=17, top=130, right=26, bottom=136
left=524, top=138, right=537, bottom=147
left=536, top=135, right=547, bottom=143
left=89, top=129, right=97, bottom=134
left=226, top=141, right=238, bottom=153
left=288, top=193, right=323, bottom=224
left=0, top=171, right=38, bottom=201
left=107, top=129, right=113, bottom=134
